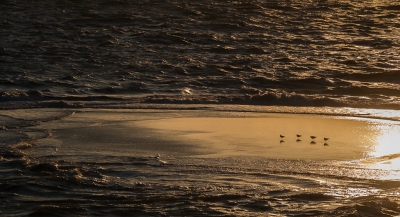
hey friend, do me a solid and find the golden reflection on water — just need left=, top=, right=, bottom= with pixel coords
left=345, top=108, right=400, bottom=159
left=359, top=118, right=400, bottom=177
left=372, top=124, right=400, bottom=158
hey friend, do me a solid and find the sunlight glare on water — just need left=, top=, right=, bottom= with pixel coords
left=358, top=119, right=400, bottom=177
left=373, top=125, right=400, bottom=157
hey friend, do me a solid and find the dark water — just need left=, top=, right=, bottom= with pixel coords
left=2, top=0, right=400, bottom=216
left=1, top=0, right=400, bottom=109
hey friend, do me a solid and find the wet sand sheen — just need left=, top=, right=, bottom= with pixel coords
left=45, top=109, right=400, bottom=163
left=133, top=113, right=379, bottom=160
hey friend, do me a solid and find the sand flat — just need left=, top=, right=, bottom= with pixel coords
left=38, top=109, right=400, bottom=163
left=133, top=113, right=385, bottom=160
left=21, top=108, right=399, bottom=169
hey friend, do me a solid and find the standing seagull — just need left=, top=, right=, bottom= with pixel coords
left=280, top=135, right=285, bottom=138
left=296, top=134, right=302, bottom=138
left=324, top=137, right=329, bottom=141
left=310, top=136, right=317, bottom=140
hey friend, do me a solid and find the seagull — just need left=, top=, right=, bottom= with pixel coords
left=324, top=137, right=329, bottom=141
left=296, top=134, right=302, bottom=138
left=310, top=141, right=316, bottom=145
left=280, top=135, right=285, bottom=138
left=310, top=136, right=317, bottom=140
left=280, top=140, right=285, bottom=143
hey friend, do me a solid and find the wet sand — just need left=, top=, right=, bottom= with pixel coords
left=34, top=109, right=400, bottom=164
left=133, top=112, right=395, bottom=161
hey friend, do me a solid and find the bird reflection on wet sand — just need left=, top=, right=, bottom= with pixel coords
left=277, top=134, right=331, bottom=146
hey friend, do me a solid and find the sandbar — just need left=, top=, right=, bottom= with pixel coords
left=30, top=109, right=400, bottom=165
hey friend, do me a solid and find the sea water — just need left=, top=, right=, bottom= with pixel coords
left=1, top=0, right=400, bottom=109
left=1, top=0, right=400, bottom=216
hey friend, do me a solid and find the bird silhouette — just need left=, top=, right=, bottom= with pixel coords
left=324, top=137, right=329, bottom=141
left=310, top=136, right=317, bottom=140
left=280, top=135, right=285, bottom=138
left=296, top=134, right=302, bottom=138
left=310, top=141, right=316, bottom=145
